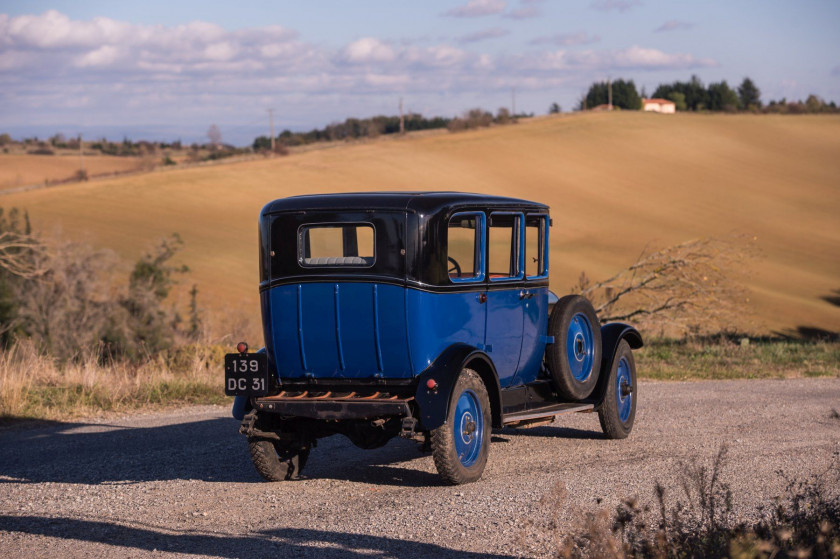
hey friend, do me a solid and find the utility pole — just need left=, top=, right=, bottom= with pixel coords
left=78, top=133, right=84, bottom=177
left=511, top=87, right=516, bottom=116
left=608, top=77, right=613, bottom=110
left=268, top=108, right=275, bottom=152
left=399, top=97, right=404, bottom=135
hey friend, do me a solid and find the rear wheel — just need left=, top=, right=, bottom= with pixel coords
left=246, top=412, right=311, bottom=481
left=546, top=295, right=603, bottom=400
left=598, top=340, right=637, bottom=439
left=431, top=368, right=491, bottom=485
left=249, top=438, right=311, bottom=481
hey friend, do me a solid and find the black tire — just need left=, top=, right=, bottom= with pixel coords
left=431, top=368, right=491, bottom=485
left=598, top=340, right=637, bottom=439
left=246, top=413, right=311, bottom=482
left=248, top=438, right=310, bottom=481
left=546, top=295, right=602, bottom=400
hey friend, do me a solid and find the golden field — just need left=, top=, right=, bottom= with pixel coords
left=1, top=112, right=838, bottom=337
left=0, top=153, right=142, bottom=190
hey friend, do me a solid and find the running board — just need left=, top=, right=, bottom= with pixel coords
left=502, top=402, right=594, bottom=426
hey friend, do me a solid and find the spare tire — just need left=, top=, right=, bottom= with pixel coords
left=546, top=295, right=602, bottom=401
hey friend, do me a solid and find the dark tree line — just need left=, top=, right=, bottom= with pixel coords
left=580, top=75, right=838, bottom=114
left=253, top=113, right=451, bottom=151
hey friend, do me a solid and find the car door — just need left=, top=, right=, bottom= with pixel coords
left=483, top=212, right=525, bottom=388
left=513, top=213, right=550, bottom=386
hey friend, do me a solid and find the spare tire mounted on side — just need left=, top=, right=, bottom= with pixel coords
left=546, top=295, right=602, bottom=401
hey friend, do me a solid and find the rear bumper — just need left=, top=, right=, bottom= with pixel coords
left=253, top=391, right=413, bottom=420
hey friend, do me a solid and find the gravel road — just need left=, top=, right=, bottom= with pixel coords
left=1, top=378, right=838, bottom=558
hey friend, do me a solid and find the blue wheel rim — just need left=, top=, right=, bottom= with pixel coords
left=452, top=389, right=483, bottom=467
left=616, top=357, right=633, bottom=423
left=566, top=313, right=595, bottom=382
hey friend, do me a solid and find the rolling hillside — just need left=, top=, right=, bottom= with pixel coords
left=2, top=112, right=838, bottom=337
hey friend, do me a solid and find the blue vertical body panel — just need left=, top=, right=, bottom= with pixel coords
left=513, top=286, right=549, bottom=385
left=264, top=283, right=412, bottom=379
left=483, top=288, right=525, bottom=386
left=404, top=288, right=486, bottom=374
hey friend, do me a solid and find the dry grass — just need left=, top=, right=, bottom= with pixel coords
left=0, top=154, right=144, bottom=190
left=0, top=341, right=226, bottom=423
left=637, top=338, right=840, bottom=380
left=1, top=113, right=838, bottom=335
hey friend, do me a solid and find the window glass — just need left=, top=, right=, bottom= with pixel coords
left=488, top=214, right=519, bottom=278
left=300, top=224, right=374, bottom=266
left=525, top=215, right=545, bottom=277
left=447, top=215, right=478, bottom=279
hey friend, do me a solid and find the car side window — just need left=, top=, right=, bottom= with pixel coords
left=447, top=212, right=485, bottom=282
left=488, top=212, right=524, bottom=281
left=525, top=214, right=549, bottom=279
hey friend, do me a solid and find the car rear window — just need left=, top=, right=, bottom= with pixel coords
left=299, top=223, right=375, bottom=266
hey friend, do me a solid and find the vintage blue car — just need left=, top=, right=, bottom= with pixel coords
left=225, top=192, right=642, bottom=485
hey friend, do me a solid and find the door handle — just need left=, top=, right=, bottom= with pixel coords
left=519, top=290, right=534, bottom=300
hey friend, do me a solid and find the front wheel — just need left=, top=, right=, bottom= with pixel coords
left=598, top=340, right=637, bottom=439
left=431, top=368, right=491, bottom=485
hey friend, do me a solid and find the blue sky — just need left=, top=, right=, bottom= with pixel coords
left=1, top=0, right=838, bottom=145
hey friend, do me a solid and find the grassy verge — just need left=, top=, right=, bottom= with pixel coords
left=2, top=338, right=838, bottom=423
left=0, top=341, right=227, bottom=425
left=636, top=338, right=840, bottom=381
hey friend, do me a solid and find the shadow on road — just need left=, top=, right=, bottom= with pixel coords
left=0, top=515, right=516, bottom=558
left=0, top=412, right=598, bottom=487
left=497, top=425, right=604, bottom=440
left=0, top=416, right=438, bottom=486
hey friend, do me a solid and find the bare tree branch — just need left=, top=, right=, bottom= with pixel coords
left=574, top=237, right=758, bottom=336
left=0, top=231, right=46, bottom=279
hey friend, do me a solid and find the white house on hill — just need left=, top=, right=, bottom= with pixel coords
left=642, top=98, right=676, bottom=113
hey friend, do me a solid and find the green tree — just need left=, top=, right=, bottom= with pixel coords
left=707, top=81, right=740, bottom=111
left=667, top=92, right=687, bottom=111
left=737, top=78, right=761, bottom=110
left=548, top=102, right=561, bottom=114
left=805, top=94, right=824, bottom=113
left=584, top=79, right=641, bottom=110
left=252, top=136, right=272, bottom=151
left=653, top=75, right=708, bottom=111
left=117, top=234, right=189, bottom=357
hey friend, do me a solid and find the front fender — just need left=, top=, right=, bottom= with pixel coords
left=592, top=323, right=643, bottom=408
left=231, top=347, right=265, bottom=420
left=414, top=343, right=500, bottom=431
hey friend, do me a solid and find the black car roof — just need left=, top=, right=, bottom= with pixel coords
left=261, top=191, right=548, bottom=215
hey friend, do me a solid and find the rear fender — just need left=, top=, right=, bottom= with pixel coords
left=414, top=343, right=501, bottom=431
left=231, top=347, right=265, bottom=420
left=592, top=323, right=643, bottom=409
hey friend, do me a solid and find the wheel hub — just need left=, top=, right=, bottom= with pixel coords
left=460, top=412, right=475, bottom=444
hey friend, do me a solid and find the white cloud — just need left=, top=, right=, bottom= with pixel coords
left=590, top=0, right=642, bottom=13
left=444, top=0, right=507, bottom=18
left=530, top=32, right=600, bottom=46
left=459, top=27, right=510, bottom=43
left=655, top=20, right=694, bottom=33
left=342, top=38, right=396, bottom=63
left=75, top=45, right=122, bottom=67
left=504, top=6, right=540, bottom=19
left=608, top=45, right=715, bottom=69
